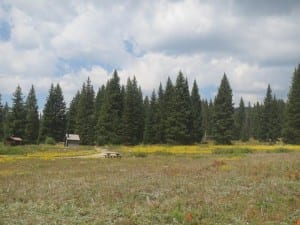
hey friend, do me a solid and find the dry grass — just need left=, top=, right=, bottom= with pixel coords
left=0, top=152, right=299, bottom=224
left=121, top=143, right=300, bottom=156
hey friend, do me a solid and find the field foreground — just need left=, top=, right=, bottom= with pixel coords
left=0, top=152, right=299, bottom=224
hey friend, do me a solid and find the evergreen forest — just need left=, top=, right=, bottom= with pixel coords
left=1, top=65, right=300, bottom=145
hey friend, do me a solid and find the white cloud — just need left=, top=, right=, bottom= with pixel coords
left=0, top=0, right=299, bottom=108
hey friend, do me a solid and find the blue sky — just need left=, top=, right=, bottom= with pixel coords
left=0, top=0, right=300, bottom=109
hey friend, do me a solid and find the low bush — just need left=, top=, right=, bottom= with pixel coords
left=266, top=148, right=291, bottom=153
left=213, top=148, right=253, bottom=154
left=45, top=137, right=56, bottom=145
left=131, top=152, right=147, bottom=158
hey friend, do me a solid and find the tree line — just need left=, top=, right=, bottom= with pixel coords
left=0, top=64, right=300, bottom=145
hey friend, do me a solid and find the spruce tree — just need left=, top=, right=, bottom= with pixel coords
left=94, top=85, right=105, bottom=125
left=24, top=85, right=39, bottom=143
left=121, top=77, right=144, bottom=145
left=2, top=103, right=11, bottom=138
left=259, top=85, right=280, bottom=142
left=283, top=64, right=300, bottom=144
left=67, top=91, right=80, bottom=134
left=191, top=80, right=203, bottom=143
left=53, top=84, right=67, bottom=142
left=96, top=70, right=123, bottom=145
left=39, top=84, right=66, bottom=142
left=201, top=100, right=209, bottom=140
left=156, top=83, right=165, bottom=143
left=163, top=77, right=177, bottom=143
left=76, top=78, right=95, bottom=145
left=0, top=94, right=3, bottom=139
left=11, top=85, right=26, bottom=138
left=241, top=102, right=251, bottom=142
left=213, top=74, right=234, bottom=144
left=233, top=98, right=246, bottom=140
left=251, top=102, right=262, bottom=140
left=172, top=72, right=192, bottom=144
left=202, top=99, right=214, bottom=140
left=143, top=91, right=158, bottom=144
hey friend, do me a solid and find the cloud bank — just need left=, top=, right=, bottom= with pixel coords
left=0, top=0, right=299, bottom=107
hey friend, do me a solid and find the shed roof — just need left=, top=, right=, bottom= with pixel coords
left=66, top=134, right=80, bottom=141
left=7, top=136, right=23, bottom=141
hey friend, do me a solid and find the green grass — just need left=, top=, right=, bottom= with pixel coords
left=0, top=143, right=54, bottom=155
left=212, top=147, right=254, bottom=155
left=0, top=142, right=95, bottom=156
left=0, top=152, right=299, bottom=224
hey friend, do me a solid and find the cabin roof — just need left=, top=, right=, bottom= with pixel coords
left=7, top=136, right=23, bottom=141
left=65, top=134, right=80, bottom=141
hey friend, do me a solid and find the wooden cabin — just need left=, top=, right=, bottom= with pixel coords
left=65, top=134, right=80, bottom=147
left=5, top=136, right=23, bottom=146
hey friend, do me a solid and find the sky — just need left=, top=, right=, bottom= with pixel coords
left=0, top=0, right=299, bottom=109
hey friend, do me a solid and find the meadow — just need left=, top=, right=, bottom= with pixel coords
left=0, top=143, right=299, bottom=224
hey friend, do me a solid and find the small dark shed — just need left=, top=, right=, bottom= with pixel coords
left=5, top=136, right=23, bottom=146
left=65, top=134, right=80, bottom=147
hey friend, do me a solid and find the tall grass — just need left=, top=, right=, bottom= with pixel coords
left=0, top=153, right=299, bottom=224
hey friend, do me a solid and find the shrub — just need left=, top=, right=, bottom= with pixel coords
left=132, top=152, right=147, bottom=158
left=45, top=137, right=56, bottom=145
left=213, top=148, right=253, bottom=154
left=267, top=148, right=291, bottom=153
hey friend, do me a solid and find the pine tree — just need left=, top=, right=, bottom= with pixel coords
left=251, top=102, right=262, bottom=140
left=94, top=85, right=105, bottom=126
left=156, top=83, right=165, bottom=143
left=213, top=74, right=234, bottom=144
left=172, top=72, right=192, bottom=144
left=283, top=65, right=300, bottom=143
left=96, top=70, right=123, bottom=145
left=143, top=94, right=151, bottom=144
left=121, top=77, right=144, bottom=145
left=259, top=85, right=280, bottom=142
left=2, top=103, right=11, bottom=138
left=11, top=85, right=26, bottom=138
left=202, top=99, right=214, bottom=140
left=190, top=80, right=203, bottom=143
left=273, top=97, right=283, bottom=140
left=67, top=91, right=80, bottom=134
left=39, top=84, right=66, bottom=142
left=0, top=94, right=3, bottom=139
left=259, top=85, right=273, bottom=142
left=24, top=85, right=39, bottom=144
left=241, top=102, right=251, bottom=142
left=276, top=99, right=285, bottom=137
left=233, top=98, right=246, bottom=140
left=163, top=77, right=177, bottom=143
left=143, top=91, right=158, bottom=144
left=76, top=78, right=95, bottom=145
left=201, top=100, right=209, bottom=139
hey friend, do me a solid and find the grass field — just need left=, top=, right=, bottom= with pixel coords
left=0, top=144, right=299, bottom=224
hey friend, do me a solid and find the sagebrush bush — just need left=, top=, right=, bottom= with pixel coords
left=45, top=137, right=56, bottom=145
left=213, top=148, right=253, bottom=154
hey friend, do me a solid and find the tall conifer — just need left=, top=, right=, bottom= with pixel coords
left=76, top=78, right=95, bottom=145
left=143, top=91, right=159, bottom=144
left=191, top=80, right=203, bottom=143
left=259, top=85, right=280, bottom=142
left=0, top=94, right=3, bottom=139
left=67, top=91, right=80, bottom=134
left=213, top=74, right=234, bottom=144
left=11, top=86, right=26, bottom=138
left=164, top=77, right=177, bottom=143
left=96, top=70, right=122, bottom=145
left=283, top=64, right=300, bottom=143
left=122, top=77, right=144, bottom=145
left=39, top=84, right=66, bottom=142
left=24, top=85, right=39, bottom=143
left=233, top=98, right=246, bottom=140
